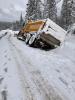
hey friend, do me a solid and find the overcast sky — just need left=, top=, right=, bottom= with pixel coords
left=0, top=0, right=28, bottom=22
left=0, top=0, right=61, bottom=22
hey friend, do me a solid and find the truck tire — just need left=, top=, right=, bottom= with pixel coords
left=29, top=34, right=36, bottom=46
left=25, top=34, right=31, bottom=44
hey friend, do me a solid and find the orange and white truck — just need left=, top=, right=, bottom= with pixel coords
left=17, top=18, right=66, bottom=48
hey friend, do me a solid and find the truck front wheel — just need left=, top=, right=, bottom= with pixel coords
left=29, top=34, right=36, bottom=46
left=25, top=34, right=31, bottom=44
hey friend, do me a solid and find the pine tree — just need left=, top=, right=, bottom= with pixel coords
left=25, top=0, right=42, bottom=21
left=20, top=13, right=24, bottom=26
left=25, top=0, right=35, bottom=20
left=61, top=0, right=73, bottom=30
left=34, top=0, right=43, bottom=20
left=43, top=0, right=57, bottom=22
left=71, top=0, right=75, bottom=23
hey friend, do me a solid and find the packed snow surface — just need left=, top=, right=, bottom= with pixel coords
left=0, top=30, right=75, bottom=100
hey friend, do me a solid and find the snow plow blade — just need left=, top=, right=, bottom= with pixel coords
left=17, top=18, right=67, bottom=48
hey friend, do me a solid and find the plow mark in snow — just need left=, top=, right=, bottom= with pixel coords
left=8, top=37, right=34, bottom=100
left=32, top=71, right=64, bottom=100
left=7, top=35, right=67, bottom=100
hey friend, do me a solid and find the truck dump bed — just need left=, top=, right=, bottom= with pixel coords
left=18, top=20, right=45, bottom=36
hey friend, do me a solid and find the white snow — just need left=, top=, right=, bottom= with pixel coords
left=0, top=30, right=75, bottom=100
left=56, top=0, right=63, bottom=17
left=67, top=24, right=75, bottom=34
left=0, top=34, right=25, bottom=100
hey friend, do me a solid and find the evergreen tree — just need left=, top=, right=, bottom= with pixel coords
left=43, top=0, right=57, bottom=22
left=61, top=0, right=73, bottom=30
left=71, top=0, right=75, bottom=23
left=34, top=0, right=43, bottom=20
left=25, top=0, right=42, bottom=21
left=20, top=13, right=24, bottom=26
left=25, top=0, right=35, bottom=20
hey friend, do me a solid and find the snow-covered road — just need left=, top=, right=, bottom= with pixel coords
left=0, top=31, right=75, bottom=100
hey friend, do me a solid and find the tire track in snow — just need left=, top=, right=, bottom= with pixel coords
left=8, top=38, right=34, bottom=100
left=7, top=35, right=67, bottom=100
left=32, top=71, right=65, bottom=100
left=7, top=35, right=44, bottom=100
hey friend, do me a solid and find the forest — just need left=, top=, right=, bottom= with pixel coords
left=25, top=0, right=75, bottom=30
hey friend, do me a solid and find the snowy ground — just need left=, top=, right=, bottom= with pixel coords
left=0, top=30, right=75, bottom=100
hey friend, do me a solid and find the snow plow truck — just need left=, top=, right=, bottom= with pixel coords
left=17, top=18, right=66, bottom=48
